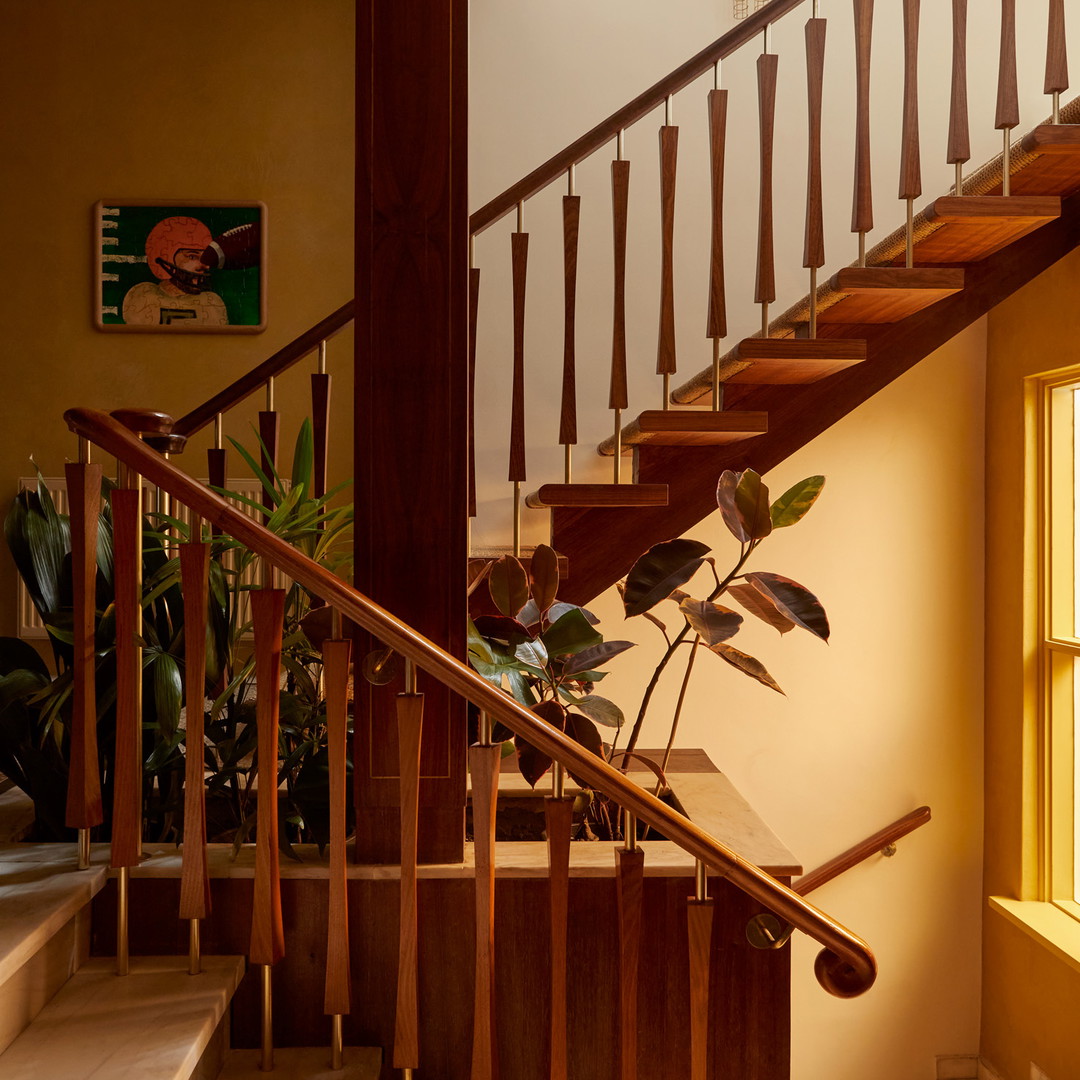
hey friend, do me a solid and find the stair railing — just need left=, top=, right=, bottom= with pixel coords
left=64, top=404, right=876, bottom=1076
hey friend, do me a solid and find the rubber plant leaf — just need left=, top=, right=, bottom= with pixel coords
left=488, top=554, right=531, bottom=619
left=541, top=606, right=602, bottom=657
left=708, top=643, right=785, bottom=694
left=623, top=538, right=711, bottom=617
left=529, top=544, right=560, bottom=616
left=726, top=582, right=796, bottom=635
left=565, top=710, right=606, bottom=788
left=770, top=475, right=825, bottom=529
left=562, top=640, right=636, bottom=677
left=568, top=693, right=624, bottom=729
left=515, top=699, right=566, bottom=787
left=678, top=599, right=743, bottom=646
left=744, top=572, right=830, bottom=642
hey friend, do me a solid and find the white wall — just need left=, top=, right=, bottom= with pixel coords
left=471, top=2, right=998, bottom=1076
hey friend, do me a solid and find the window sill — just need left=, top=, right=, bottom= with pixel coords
left=989, top=896, right=1080, bottom=974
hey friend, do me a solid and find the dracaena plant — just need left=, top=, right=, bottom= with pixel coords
left=619, top=469, right=828, bottom=770
left=466, top=544, right=634, bottom=788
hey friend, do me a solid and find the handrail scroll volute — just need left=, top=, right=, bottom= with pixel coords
left=64, top=405, right=877, bottom=1000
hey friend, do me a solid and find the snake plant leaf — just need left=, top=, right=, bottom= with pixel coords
left=708, top=643, right=785, bottom=694
left=540, top=606, right=602, bottom=657
left=488, top=554, right=531, bottom=619
left=290, top=418, right=314, bottom=499
left=0, top=636, right=50, bottom=678
left=529, top=544, right=560, bottom=616
left=24, top=497, right=71, bottom=621
left=726, top=582, right=796, bottom=635
left=743, top=572, right=830, bottom=642
left=716, top=469, right=771, bottom=542
left=561, top=640, right=635, bottom=677
left=770, top=475, right=825, bottom=528
left=623, top=539, right=711, bottom=616
left=568, top=693, right=624, bottom=728
left=678, top=599, right=743, bottom=646
left=148, top=649, right=183, bottom=738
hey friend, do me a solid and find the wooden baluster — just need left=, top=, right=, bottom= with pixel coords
left=394, top=663, right=424, bottom=1077
left=610, top=139, right=630, bottom=482
left=323, top=631, right=352, bottom=1069
left=509, top=207, right=528, bottom=557
left=997, top=0, right=1018, bottom=195
left=756, top=46, right=779, bottom=337
left=110, top=471, right=142, bottom=977
left=899, top=0, right=921, bottom=267
left=250, top=587, right=286, bottom=1071
left=852, top=0, right=874, bottom=264
left=545, top=768, right=574, bottom=1080
left=468, top=264, right=481, bottom=520
left=259, top=378, right=280, bottom=521
left=687, top=862, right=713, bottom=1080
left=65, top=454, right=103, bottom=871
left=616, top=812, right=645, bottom=1080
left=561, top=170, right=580, bottom=484
left=1046, top=0, right=1068, bottom=124
left=470, top=713, right=501, bottom=1079
left=179, top=526, right=211, bottom=975
left=657, top=98, right=679, bottom=409
left=949, top=0, right=970, bottom=196
left=707, top=69, right=728, bottom=411
left=311, top=341, right=332, bottom=504
left=804, top=16, right=827, bottom=338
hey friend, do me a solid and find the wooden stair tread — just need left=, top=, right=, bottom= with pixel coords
left=469, top=548, right=569, bottom=575
left=0, top=844, right=107, bottom=986
left=598, top=410, right=768, bottom=454
left=525, top=483, right=668, bottom=509
left=820, top=267, right=965, bottom=323
left=220, top=1046, right=382, bottom=1079
left=993, top=125, right=1080, bottom=197
left=0, top=954, right=245, bottom=1080
left=727, top=337, right=868, bottom=383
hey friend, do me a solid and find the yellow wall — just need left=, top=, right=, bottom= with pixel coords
left=0, top=0, right=355, bottom=638
left=982, top=247, right=1080, bottom=1080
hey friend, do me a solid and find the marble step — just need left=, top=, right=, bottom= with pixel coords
left=220, top=1046, right=382, bottom=1078
left=0, top=954, right=245, bottom=1080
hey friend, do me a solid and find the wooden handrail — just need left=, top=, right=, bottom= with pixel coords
left=468, top=0, right=810, bottom=237
left=172, top=300, right=354, bottom=439
left=64, top=406, right=877, bottom=999
left=795, top=806, right=932, bottom=897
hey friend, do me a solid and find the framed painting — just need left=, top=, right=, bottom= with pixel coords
left=94, top=200, right=266, bottom=332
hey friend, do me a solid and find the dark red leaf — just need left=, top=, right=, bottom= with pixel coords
left=623, top=539, right=710, bottom=617
left=708, top=643, right=785, bottom=694
left=726, top=582, right=796, bottom=635
left=489, top=554, right=530, bottom=619
left=744, top=572, right=829, bottom=642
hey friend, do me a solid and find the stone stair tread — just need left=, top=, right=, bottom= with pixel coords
left=220, top=1046, right=382, bottom=1079
left=0, top=844, right=107, bottom=986
left=0, top=954, right=244, bottom=1080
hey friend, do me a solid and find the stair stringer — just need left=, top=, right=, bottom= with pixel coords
left=553, top=187, right=1080, bottom=607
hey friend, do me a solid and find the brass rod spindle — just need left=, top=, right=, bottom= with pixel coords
left=695, top=859, right=708, bottom=902
left=331, top=1014, right=344, bottom=1071
left=613, top=410, right=622, bottom=484
left=78, top=830, right=90, bottom=871
left=189, top=920, right=201, bottom=976
left=552, top=761, right=566, bottom=801
left=261, top=964, right=274, bottom=1071
left=809, top=268, right=818, bottom=338
left=611, top=129, right=629, bottom=489
left=997, top=0, right=1018, bottom=197
left=509, top=202, right=528, bottom=548
left=214, top=412, right=222, bottom=450
left=265, top=376, right=275, bottom=413
left=948, top=0, right=970, bottom=194
left=1003, top=130, right=1012, bottom=196
left=117, top=866, right=130, bottom=976
left=905, top=198, right=914, bottom=268
left=804, top=14, right=827, bottom=336
left=624, top=809, right=638, bottom=853
left=564, top=445, right=572, bottom=485
left=662, top=373, right=670, bottom=410
left=899, top=0, right=921, bottom=250
left=318, top=339, right=327, bottom=375
left=513, top=481, right=522, bottom=558
left=78, top=436, right=90, bottom=464
left=711, top=339, right=722, bottom=412
left=755, top=47, right=779, bottom=342
left=1053, top=92, right=1062, bottom=126
left=852, top=0, right=874, bottom=263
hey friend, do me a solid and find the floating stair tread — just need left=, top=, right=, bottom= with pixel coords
left=220, top=1046, right=382, bottom=1079
left=0, top=954, right=245, bottom=1080
left=988, top=125, right=1080, bottom=197
left=0, top=844, right=107, bottom=986
left=599, top=410, right=768, bottom=454
left=470, top=548, right=569, bottom=575
left=525, top=483, right=668, bottom=509
left=900, top=196, right=1061, bottom=263
left=820, top=267, right=965, bottom=323
left=727, top=337, right=868, bottom=383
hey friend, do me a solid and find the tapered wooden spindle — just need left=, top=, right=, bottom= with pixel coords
left=616, top=825, right=645, bottom=1080
left=509, top=214, right=528, bottom=557
left=545, top=794, right=574, bottom=1080
left=707, top=81, right=728, bottom=411
left=468, top=266, right=481, bottom=519
left=469, top=729, right=501, bottom=1079
left=1047, top=0, right=1069, bottom=123
left=804, top=17, right=827, bottom=338
left=899, top=0, right=921, bottom=267
left=323, top=636, right=352, bottom=1056
left=259, top=380, right=279, bottom=521
left=756, top=50, right=778, bottom=337
left=949, top=0, right=970, bottom=195
left=250, top=587, right=286, bottom=1070
left=657, top=120, right=679, bottom=407
left=311, top=370, right=331, bottom=504
left=852, top=0, right=874, bottom=263
left=610, top=150, right=631, bottom=481
left=179, top=534, right=211, bottom=974
left=394, top=666, right=424, bottom=1075
left=560, top=186, right=580, bottom=479
left=998, top=0, right=1018, bottom=195
left=65, top=460, right=104, bottom=865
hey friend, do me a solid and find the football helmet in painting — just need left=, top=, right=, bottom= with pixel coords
left=145, top=216, right=213, bottom=294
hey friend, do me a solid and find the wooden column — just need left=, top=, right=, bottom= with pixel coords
left=354, top=0, right=469, bottom=863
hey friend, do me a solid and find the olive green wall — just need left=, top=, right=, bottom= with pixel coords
left=0, top=0, right=355, bottom=638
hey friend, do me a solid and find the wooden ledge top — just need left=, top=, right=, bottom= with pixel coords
left=220, top=1047, right=382, bottom=1079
